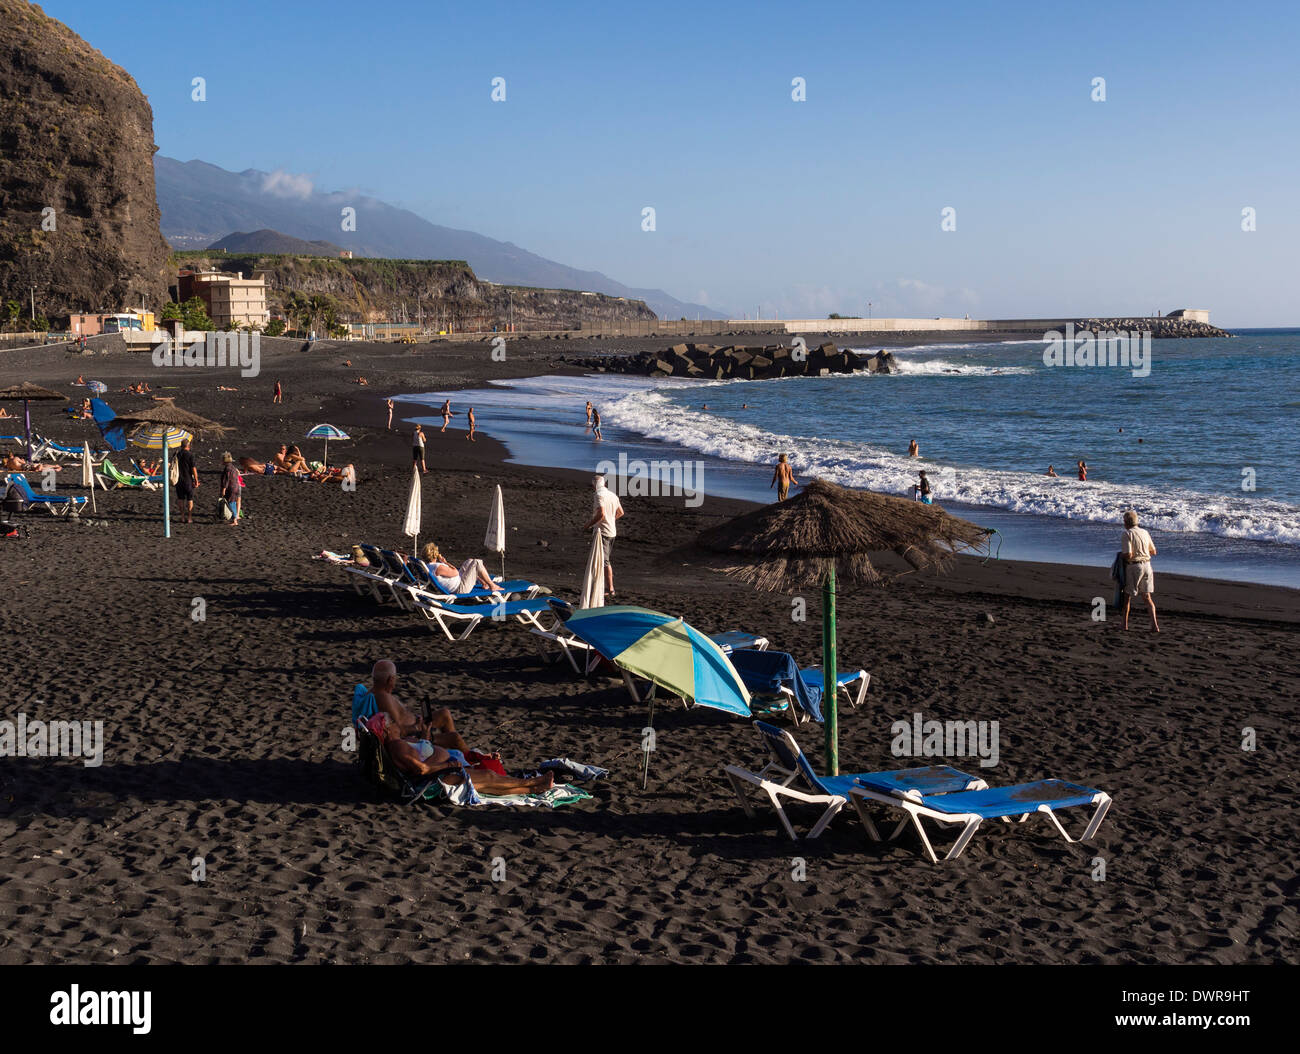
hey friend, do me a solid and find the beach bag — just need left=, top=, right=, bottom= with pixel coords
left=169, top=458, right=180, bottom=485
left=217, top=498, right=233, bottom=522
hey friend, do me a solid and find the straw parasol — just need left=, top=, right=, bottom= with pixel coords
left=0, top=381, right=67, bottom=460
left=695, top=478, right=990, bottom=775
left=112, top=400, right=228, bottom=538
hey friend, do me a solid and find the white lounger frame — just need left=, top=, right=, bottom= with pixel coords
left=410, top=594, right=555, bottom=643
left=848, top=785, right=1113, bottom=863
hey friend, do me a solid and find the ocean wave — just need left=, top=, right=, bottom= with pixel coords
left=888, top=358, right=1036, bottom=377
left=601, top=390, right=1300, bottom=546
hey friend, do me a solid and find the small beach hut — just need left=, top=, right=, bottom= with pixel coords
left=0, top=382, right=67, bottom=461
left=112, top=401, right=227, bottom=538
left=695, top=479, right=989, bottom=775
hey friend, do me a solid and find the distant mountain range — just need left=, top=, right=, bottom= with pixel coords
left=155, top=158, right=723, bottom=320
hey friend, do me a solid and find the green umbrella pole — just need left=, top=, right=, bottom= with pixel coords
left=822, top=566, right=838, bottom=776
left=163, top=441, right=171, bottom=539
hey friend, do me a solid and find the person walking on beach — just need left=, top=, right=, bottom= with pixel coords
left=770, top=453, right=798, bottom=501
left=1120, top=509, right=1160, bottom=632
left=272, top=379, right=282, bottom=404
left=908, top=439, right=919, bottom=458
left=466, top=407, right=477, bottom=442
left=386, top=399, right=394, bottom=430
left=592, top=407, right=603, bottom=441
left=176, top=437, right=199, bottom=524
left=1078, top=459, right=1088, bottom=481
left=583, top=473, right=624, bottom=597
left=220, top=452, right=241, bottom=525
left=413, top=424, right=427, bottom=473
left=440, top=400, right=452, bottom=432
left=914, top=470, right=933, bottom=504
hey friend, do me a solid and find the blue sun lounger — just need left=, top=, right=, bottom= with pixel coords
left=405, top=557, right=540, bottom=603
left=3, top=473, right=88, bottom=517
left=849, top=776, right=1113, bottom=863
left=410, top=593, right=557, bottom=642
left=724, top=721, right=986, bottom=841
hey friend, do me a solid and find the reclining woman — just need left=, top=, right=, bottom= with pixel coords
left=421, top=542, right=501, bottom=597
left=374, top=713, right=554, bottom=796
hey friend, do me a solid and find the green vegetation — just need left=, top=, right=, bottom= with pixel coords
left=160, top=296, right=214, bottom=331
left=264, top=318, right=286, bottom=337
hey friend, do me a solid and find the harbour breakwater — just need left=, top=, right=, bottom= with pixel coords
left=557, top=341, right=897, bottom=379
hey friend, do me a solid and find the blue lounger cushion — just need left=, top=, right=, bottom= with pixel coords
left=916, top=779, right=1101, bottom=819
left=431, top=597, right=553, bottom=617
left=853, top=765, right=987, bottom=796
left=800, top=668, right=863, bottom=689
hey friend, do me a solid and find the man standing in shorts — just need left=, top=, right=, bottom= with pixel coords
left=1120, top=509, right=1159, bottom=632
left=413, top=424, right=426, bottom=473
left=770, top=453, right=797, bottom=501
left=583, top=473, right=624, bottom=597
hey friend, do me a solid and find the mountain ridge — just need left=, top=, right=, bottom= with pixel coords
left=155, top=157, right=724, bottom=320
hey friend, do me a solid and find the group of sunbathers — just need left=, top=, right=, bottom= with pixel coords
left=239, top=444, right=355, bottom=484
left=3, top=451, right=61, bottom=473
left=363, top=660, right=555, bottom=795
left=121, top=381, right=152, bottom=394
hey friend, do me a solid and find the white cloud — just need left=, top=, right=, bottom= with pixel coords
left=260, top=169, right=315, bottom=199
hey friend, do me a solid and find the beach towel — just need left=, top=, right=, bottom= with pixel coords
left=729, top=649, right=824, bottom=722
left=352, top=683, right=378, bottom=725
left=476, top=785, right=593, bottom=809
left=1109, top=551, right=1126, bottom=609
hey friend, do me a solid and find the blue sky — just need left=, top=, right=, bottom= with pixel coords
left=43, top=0, right=1300, bottom=324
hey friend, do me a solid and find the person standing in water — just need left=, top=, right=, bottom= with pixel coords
left=592, top=407, right=603, bottom=441
left=466, top=407, right=477, bottom=442
left=585, top=401, right=593, bottom=430
left=770, top=454, right=798, bottom=502
left=1046, top=465, right=1059, bottom=477
left=908, top=439, right=919, bottom=458
left=1078, top=460, right=1088, bottom=481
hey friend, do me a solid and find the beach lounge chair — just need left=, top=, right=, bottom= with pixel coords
left=406, top=557, right=541, bottom=603
left=354, top=715, right=447, bottom=805
left=724, top=721, right=986, bottom=841
left=99, top=458, right=158, bottom=490
left=410, top=592, right=558, bottom=642
left=2, top=473, right=88, bottom=518
left=849, top=775, right=1113, bottom=863
left=129, top=459, right=163, bottom=484
left=337, top=543, right=401, bottom=602
left=709, top=631, right=769, bottom=653
left=29, top=435, right=84, bottom=461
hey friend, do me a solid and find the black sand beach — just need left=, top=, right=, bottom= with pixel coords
left=1, top=337, right=1297, bottom=964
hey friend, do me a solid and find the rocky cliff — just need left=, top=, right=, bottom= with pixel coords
left=0, top=0, right=171, bottom=318
left=173, top=251, right=658, bottom=330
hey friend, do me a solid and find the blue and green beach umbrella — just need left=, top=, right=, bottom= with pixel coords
left=305, top=423, right=349, bottom=466
left=561, top=605, right=752, bottom=717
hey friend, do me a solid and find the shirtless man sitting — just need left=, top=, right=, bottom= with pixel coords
left=375, top=713, right=554, bottom=797
left=370, top=659, right=467, bottom=752
left=270, top=444, right=309, bottom=474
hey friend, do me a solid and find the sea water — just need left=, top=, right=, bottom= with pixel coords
left=398, top=330, right=1300, bottom=589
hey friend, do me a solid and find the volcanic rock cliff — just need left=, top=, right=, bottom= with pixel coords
left=0, top=0, right=171, bottom=318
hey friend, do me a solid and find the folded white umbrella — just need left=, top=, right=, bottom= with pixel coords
left=580, top=529, right=606, bottom=609
left=485, top=484, right=505, bottom=577
left=81, top=440, right=97, bottom=512
left=402, top=465, right=422, bottom=556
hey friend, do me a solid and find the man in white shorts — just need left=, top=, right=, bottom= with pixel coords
left=1121, top=509, right=1160, bottom=633
left=582, top=473, right=624, bottom=596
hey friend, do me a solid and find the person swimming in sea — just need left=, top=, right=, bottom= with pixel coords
left=1046, top=465, right=1058, bottom=477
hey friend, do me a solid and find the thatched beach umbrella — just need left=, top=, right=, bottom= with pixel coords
left=112, top=401, right=227, bottom=538
left=695, top=479, right=990, bottom=775
left=0, top=382, right=67, bottom=460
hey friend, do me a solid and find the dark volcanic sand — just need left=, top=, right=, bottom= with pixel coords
left=0, top=336, right=1296, bottom=964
